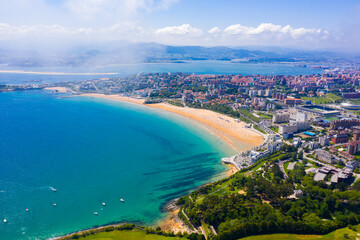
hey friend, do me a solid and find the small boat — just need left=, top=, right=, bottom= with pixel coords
left=102, top=202, right=106, bottom=206
left=53, top=203, right=57, bottom=207
left=120, top=198, right=124, bottom=202
left=51, top=187, right=57, bottom=192
left=3, top=219, right=7, bottom=223
left=94, top=212, right=98, bottom=215
left=26, top=208, right=29, bottom=212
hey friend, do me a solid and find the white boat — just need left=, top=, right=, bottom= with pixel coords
left=120, top=198, right=124, bottom=202
left=3, top=219, right=7, bottom=223
left=53, top=203, right=57, bottom=207
left=94, top=212, right=98, bottom=215
left=26, top=208, right=29, bottom=212
left=51, top=187, right=57, bottom=192
left=102, top=202, right=106, bottom=206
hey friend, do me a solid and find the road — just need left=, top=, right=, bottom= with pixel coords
left=279, top=160, right=289, bottom=179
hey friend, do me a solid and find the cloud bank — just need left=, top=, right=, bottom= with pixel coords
left=0, top=21, right=332, bottom=48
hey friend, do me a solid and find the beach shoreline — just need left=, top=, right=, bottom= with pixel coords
left=44, top=87, right=68, bottom=93
left=54, top=93, right=264, bottom=237
left=81, top=93, right=264, bottom=153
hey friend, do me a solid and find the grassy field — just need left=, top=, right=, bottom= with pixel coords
left=301, top=93, right=342, bottom=104
left=240, top=224, right=360, bottom=240
left=76, top=229, right=185, bottom=240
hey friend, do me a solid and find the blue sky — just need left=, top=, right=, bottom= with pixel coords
left=0, top=0, right=359, bottom=51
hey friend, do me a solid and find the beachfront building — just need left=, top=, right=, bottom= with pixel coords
left=272, top=113, right=290, bottom=124
left=268, top=140, right=283, bottom=153
left=250, top=150, right=271, bottom=164
left=278, top=121, right=310, bottom=135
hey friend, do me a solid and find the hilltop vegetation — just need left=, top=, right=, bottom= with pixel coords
left=176, top=146, right=360, bottom=240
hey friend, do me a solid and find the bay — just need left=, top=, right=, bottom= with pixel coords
left=0, top=90, right=233, bottom=239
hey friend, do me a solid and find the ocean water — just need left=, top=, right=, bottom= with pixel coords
left=0, top=61, right=323, bottom=84
left=0, top=90, right=234, bottom=240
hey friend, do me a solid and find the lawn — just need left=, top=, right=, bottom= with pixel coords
left=240, top=225, right=360, bottom=240
left=270, top=126, right=279, bottom=133
left=256, top=112, right=272, bottom=119
left=239, top=109, right=260, bottom=123
left=301, top=93, right=342, bottom=104
left=77, top=229, right=185, bottom=240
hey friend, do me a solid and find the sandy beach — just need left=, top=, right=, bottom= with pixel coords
left=45, top=87, right=68, bottom=93
left=81, top=94, right=264, bottom=153
left=157, top=209, right=189, bottom=234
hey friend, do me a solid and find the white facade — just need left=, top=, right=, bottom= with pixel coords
left=272, top=113, right=290, bottom=124
left=319, top=136, right=330, bottom=146
left=249, top=90, right=257, bottom=97
left=296, top=112, right=308, bottom=122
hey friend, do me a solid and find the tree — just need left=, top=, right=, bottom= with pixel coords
left=320, top=202, right=331, bottom=219
left=298, top=150, right=304, bottom=160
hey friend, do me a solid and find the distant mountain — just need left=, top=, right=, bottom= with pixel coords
left=0, top=42, right=357, bottom=68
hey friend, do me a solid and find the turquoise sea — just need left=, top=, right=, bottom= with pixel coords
left=0, top=62, right=322, bottom=239
left=0, top=90, right=234, bottom=240
left=0, top=61, right=323, bottom=84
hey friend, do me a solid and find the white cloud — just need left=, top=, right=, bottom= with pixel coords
left=208, top=27, right=221, bottom=34
left=224, top=23, right=328, bottom=40
left=155, top=24, right=202, bottom=36
left=64, top=0, right=179, bottom=19
left=157, top=0, right=179, bottom=10
left=0, top=21, right=336, bottom=50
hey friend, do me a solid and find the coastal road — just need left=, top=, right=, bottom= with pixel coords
left=182, top=208, right=199, bottom=234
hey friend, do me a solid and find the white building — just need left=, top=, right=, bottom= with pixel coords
left=293, top=137, right=302, bottom=147
left=279, top=121, right=310, bottom=134
left=273, top=113, right=290, bottom=124
left=249, top=90, right=257, bottom=97
left=314, top=149, right=336, bottom=164
left=296, top=112, right=308, bottom=122
left=265, top=89, right=273, bottom=97
left=309, top=141, right=319, bottom=150
left=319, top=136, right=330, bottom=146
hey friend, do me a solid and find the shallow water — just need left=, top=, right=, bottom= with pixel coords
left=0, top=90, right=234, bottom=239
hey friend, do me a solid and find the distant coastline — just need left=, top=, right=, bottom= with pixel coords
left=0, top=70, right=118, bottom=75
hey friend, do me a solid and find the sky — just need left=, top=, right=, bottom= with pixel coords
left=0, top=0, right=359, bottom=51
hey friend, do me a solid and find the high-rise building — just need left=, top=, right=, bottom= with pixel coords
left=272, top=113, right=290, bottom=124
left=249, top=90, right=257, bottom=97
left=353, top=126, right=360, bottom=141
left=319, top=136, right=330, bottom=146
left=296, top=112, right=307, bottom=122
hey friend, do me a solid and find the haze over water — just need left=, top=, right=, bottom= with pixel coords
left=0, top=61, right=323, bottom=84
